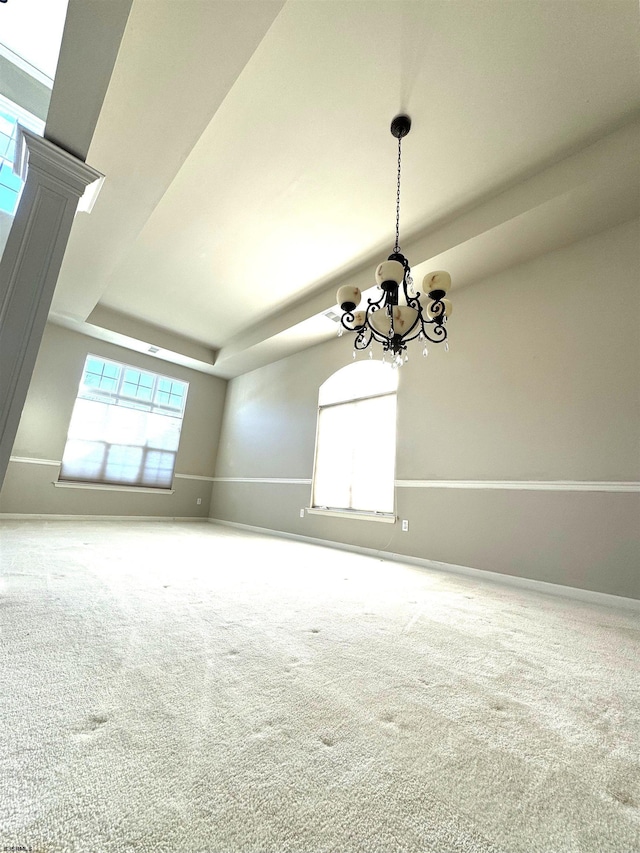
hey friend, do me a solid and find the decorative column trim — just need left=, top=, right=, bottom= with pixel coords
left=14, top=128, right=101, bottom=193
left=0, top=131, right=102, bottom=489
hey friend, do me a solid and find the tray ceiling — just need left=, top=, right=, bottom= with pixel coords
left=47, top=0, right=640, bottom=377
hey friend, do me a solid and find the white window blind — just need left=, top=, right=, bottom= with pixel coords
left=312, top=361, right=398, bottom=514
left=59, top=356, right=188, bottom=489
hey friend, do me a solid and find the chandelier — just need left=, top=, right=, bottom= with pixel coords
left=336, top=114, right=452, bottom=366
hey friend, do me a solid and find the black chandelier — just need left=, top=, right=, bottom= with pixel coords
left=336, top=114, right=452, bottom=366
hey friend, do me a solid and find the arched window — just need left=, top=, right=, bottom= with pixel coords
left=311, top=361, right=398, bottom=515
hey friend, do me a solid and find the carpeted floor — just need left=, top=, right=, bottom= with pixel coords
left=0, top=520, right=638, bottom=853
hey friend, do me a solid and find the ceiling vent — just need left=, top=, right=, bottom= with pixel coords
left=323, top=310, right=341, bottom=323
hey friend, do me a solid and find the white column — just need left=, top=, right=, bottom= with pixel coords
left=0, top=129, right=102, bottom=487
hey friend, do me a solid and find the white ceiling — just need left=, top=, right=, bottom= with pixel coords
left=47, top=0, right=640, bottom=378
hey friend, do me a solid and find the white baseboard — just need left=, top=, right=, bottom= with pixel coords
left=0, top=512, right=635, bottom=610
left=0, top=514, right=207, bottom=522
left=208, top=517, right=640, bottom=612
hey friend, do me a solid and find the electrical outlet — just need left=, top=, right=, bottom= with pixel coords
left=299, top=508, right=305, bottom=518
left=401, top=519, right=409, bottom=532
left=196, top=498, right=202, bottom=505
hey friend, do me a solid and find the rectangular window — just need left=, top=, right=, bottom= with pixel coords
left=60, top=355, right=188, bottom=489
left=312, top=392, right=396, bottom=513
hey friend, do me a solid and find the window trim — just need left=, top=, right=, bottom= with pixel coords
left=52, top=481, right=174, bottom=495
left=306, top=507, right=396, bottom=523
left=0, top=95, right=45, bottom=215
left=317, top=388, right=396, bottom=410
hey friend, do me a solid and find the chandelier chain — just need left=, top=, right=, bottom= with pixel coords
left=395, top=135, right=402, bottom=253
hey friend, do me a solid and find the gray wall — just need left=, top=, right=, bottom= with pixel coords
left=0, top=323, right=227, bottom=517
left=0, top=55, right=51, bottom=122
left=211, top=219, right=640, bottom=599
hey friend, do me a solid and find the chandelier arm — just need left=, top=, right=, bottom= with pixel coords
left=369, top=327, right=393, bottom=347
left=399, top=318, right=440, bottom=345
left=354, top=328, right=372, bottom=350
left=419, top=321, right=448, bottom=344
left=426, top=297, right=445, bottom=320
left=364, top=302, right=396, bottom=348
left=405, top=291, right=422, bottom=309
left=339, top=311, right=356, bottom=331
left=367, top=290, right=386, bottom=306
left=365, top=297, right=393, bottom=330
left=365, top=296, right=386, bottom=318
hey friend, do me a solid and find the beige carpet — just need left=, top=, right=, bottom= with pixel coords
left=0, top=520, right=638, bottom=853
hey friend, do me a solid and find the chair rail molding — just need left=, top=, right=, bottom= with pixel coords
left=0, top=129, right=102, bottom=489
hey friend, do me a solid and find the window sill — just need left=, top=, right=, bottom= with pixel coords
left=306, top=507, right=396, bottom=523
left=53, top=481, right=174, bottom=495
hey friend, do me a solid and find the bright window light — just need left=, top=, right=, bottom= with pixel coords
left=60, top=355, right=189, bottom=490
left=312, top=361, right=398, bottom=514
left=0, top=96, right=44, bottom=215
left=0, top=0, right=69, bottom=83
